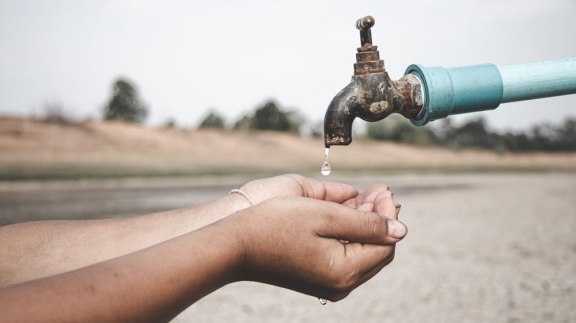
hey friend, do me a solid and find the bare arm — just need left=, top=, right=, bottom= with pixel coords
left=0, top=193, right=246, bottom=287
left=0, top=185, right=406, bottom=322
left=0, top=174, right=358, bottom=287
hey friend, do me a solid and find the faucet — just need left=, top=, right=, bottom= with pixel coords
left=324, top=16, right=576, bottom=148
left=323, top=16, right=424, bottom=147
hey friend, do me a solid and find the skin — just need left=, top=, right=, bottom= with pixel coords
left=0, top=174, right=406, bottom=322
left=0, top=174, right=361, bottom=287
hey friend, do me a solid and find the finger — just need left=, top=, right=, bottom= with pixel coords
left=342, top=197, right=357, bottom=209
left=354, top=184, right=389, bottom=206
left=357, top=202, right=374, bottom=212
left=374, top=191, right=398, bottom=220
left=317, top=205, right=407, bottom=245
left=324, top=182, right=359, bottom=202
left=349, top=184, right=390, bottom=212
left=287, top=175, right=359, bottom=203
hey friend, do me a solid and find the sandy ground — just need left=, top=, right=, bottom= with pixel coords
left=1, top=116, right=576, bottom=178
left=1, top=173, right=575, bottom=322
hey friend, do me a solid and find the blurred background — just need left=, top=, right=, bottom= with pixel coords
left=0, top=0, right=575, bottom=322
left=1, top=0, right=576, bottom=129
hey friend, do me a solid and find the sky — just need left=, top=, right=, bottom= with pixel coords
left=0, top=0, right=575, bottom=131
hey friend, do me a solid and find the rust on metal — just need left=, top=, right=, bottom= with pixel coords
left=323, top=15, right=424, bottom=147
left=353, top=45, right=384, bottom=75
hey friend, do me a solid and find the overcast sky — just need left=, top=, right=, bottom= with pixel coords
left=1, top=0, right=575, bottom=131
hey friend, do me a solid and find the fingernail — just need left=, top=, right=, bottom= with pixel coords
left=387, top=220, right=407, bottom=239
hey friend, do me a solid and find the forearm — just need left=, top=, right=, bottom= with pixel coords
left=0, top=220, right=242, bottom=323
left=0, top=193, right=250, bottom=287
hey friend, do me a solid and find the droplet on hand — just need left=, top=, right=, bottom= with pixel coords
left=318, top=298, right=328, bottom=305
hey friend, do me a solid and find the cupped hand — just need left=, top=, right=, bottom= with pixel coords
left=343, top=183, right=401, bottom=220
left=224, top=191, right=407, bottom=302
left=239, top=174, right=359, bottom=205
left=241, top=175, right=400, bottom=219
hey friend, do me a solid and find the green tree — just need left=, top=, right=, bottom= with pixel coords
left=556, top=118, right=576, bottom=150
left=234, top=100, right=302, bottom=133
left=198, top=110, right=226, bottom=129
left=366, top=114, right=439, bottom=145
left=443, top=117, right=499, bottom=150
left=253, top=100, right=291, bottom=131
left=103, top=78, right=148, bottom=123
left=233, top=115, right=253, bottom=131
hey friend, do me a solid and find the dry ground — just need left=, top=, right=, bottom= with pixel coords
left=1, top=116, right=575, bottom=179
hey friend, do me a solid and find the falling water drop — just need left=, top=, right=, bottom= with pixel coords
left=321, top=161, right=331, bottom=176
left=321, top=147, right=331, bottom=176
left=318, top=298, right=328, bottom=305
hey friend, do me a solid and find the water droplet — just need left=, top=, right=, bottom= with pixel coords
left=321, top=147, right=331, bottom=176
left=321, top=161, right=331, bottom=176
left=318, top=298, right=328, bottom=305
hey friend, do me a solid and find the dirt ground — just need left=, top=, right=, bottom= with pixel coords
left=1, top=172, right=574, bottom=322
left=1, top=116, right=576, bottom=179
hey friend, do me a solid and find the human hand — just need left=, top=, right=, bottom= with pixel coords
left=343, top=183, right=401, bottom=219
left=238, top=174, right=359, bottom=205
left=240, top=175, right=400, bottom=218
left=224, top=190, right=406, bottom=302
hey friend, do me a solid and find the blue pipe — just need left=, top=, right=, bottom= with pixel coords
left=405, top=57, right=576, bottom=126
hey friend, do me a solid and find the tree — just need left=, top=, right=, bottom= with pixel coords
left=252, top=100, right=291, bottom=131
left=233, top=100, right=303, bottom=133
left=556, top=118, right=576, bottom=150
left=103, top=78, right=148, bottom=123
left=198, top=110, right=226, bottom=129
left=233, top=115, right=253, bottom=131
left=442, top=117, right=499, bottom=150
left=42, top=101, right=73, bottom=124
left=366, top=114, right=439, bottom=145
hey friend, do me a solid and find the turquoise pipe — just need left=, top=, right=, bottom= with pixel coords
left=405, top=57, right=576, bottom=126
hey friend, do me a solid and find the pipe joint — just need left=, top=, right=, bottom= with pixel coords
left=405, top=64, right=503, bottom=125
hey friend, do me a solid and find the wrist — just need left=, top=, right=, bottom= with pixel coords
left=229, top=189, right=255, bottom=208
left=224, top=190, right=254, bottom=214
left=204, top=211, right=253, bottom=284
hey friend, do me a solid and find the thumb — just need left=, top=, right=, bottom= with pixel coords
left=316, top=204, right=407, bottom=245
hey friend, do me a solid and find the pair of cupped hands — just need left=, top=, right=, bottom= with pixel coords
left=218, top=174, right=407, bottom=302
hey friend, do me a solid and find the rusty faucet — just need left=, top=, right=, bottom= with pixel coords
left=323, top=16, right=424, bottom=147
left=324, top=16, right=576, bottom=148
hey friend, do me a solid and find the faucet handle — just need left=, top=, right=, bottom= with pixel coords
left=356, top=16, right=375, bottom=46
left=353, top=16, right=383, bottom=75
left=356, top=16, right=375, bottom=30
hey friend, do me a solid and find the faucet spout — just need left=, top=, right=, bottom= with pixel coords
left=323, top=73, right=424, bottom=147
left=323, top=80, right=361, bottom=147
